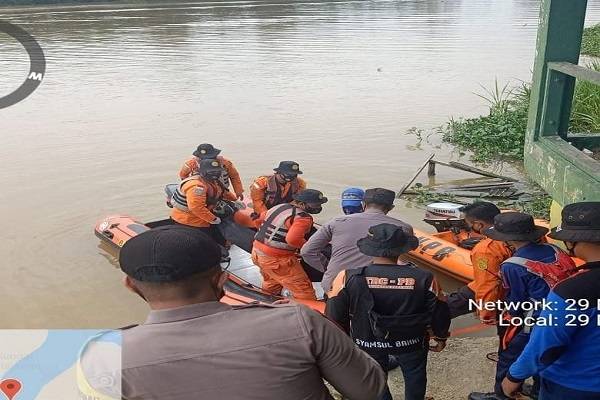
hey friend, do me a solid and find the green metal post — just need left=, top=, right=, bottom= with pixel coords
left=525, top=0, right=600, bottom=212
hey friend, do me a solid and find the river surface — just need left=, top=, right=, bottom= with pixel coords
left=1, top=0, right=600, bottom=328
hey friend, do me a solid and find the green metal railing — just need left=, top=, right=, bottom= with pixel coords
left=525, top=0, right=600, bottom=207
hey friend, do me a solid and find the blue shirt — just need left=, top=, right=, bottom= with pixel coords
left=508, top=262, right=600, bottom=393
left=501, top=243, right=553, bottom=317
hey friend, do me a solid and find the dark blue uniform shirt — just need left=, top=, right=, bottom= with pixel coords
left=508, top=262, right=600, bottom=393
left=501, top=243, right=553, bottom=317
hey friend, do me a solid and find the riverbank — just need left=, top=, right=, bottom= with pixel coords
left=392, top=337, right=497, bottom=399
left=440, top=22, right=600, bottom=164
left=331, top=337, right=498, bottom=399
left=583, top=23, right=600, bottom=57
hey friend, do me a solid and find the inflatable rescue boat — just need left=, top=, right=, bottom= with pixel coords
left=95, top=214, right=325, bottom=313
left=408, top=203, right=482, bottom=283
left=96, top=185, right=479, bottom=299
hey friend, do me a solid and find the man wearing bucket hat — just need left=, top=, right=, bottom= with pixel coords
left=252, top=189, right=328, bottom=300
left=250, top=161, right=307, bottom=215
left=179, top=143, right=245, bottom=200
left=326, top=223, right=450, bottom=400
left=501, top=202, right=600, bottom=400
left=171, top=159, right=237, bottom=245
left=469, top=212, right=576, bottom=400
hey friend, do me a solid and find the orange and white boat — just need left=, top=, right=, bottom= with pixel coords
left=94, top=214, right=324, bottom=313
left=406, top=202, right=482, bottom=283
left=95, top=195, right=478, bottom=303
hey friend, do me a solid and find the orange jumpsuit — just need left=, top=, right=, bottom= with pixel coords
left=250, top=175, right=307, bottom=215
left=179, top=156, right=244, bottom=198
left=467, top=238, right=512, bottom=322
left=171, top=176, right=237, bottom=227
left=251, top=205, right=316, bottom=300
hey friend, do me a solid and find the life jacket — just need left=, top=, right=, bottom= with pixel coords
left=504, top=245, right=578, bottom=289
left=254, top=203, right=307, bottom=251
left=171, top=176, right=219, bottom=212
left=501, top=246, right=578, bottom=348
left=215, top=156, right=231, bottom=189
left=264, top=175, right=299, bottom=209
left=344, top=266, right=432, bottom=354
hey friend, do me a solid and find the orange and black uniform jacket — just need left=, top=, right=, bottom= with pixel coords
left=179, top=156, right=244, bottom=198
left=325, top=263, right=450, bottom=354
left=171, top=177, right=236, bottom=228
left=467, top=238, right=512, bottom=321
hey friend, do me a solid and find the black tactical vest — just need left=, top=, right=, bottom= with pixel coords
left=345, top=265, right=433, bottom=354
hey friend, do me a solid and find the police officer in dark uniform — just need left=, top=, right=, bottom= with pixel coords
left=326, top=223, right=451, bottom=400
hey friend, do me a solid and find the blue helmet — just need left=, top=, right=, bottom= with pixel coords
left=341, top=187, right=365, bottom=215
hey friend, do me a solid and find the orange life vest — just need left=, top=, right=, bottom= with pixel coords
left=264, top=175, right=299, bottom=209
left=254, top=204, right=305, bottom=251
left=171, top=176, right=219, bottom=212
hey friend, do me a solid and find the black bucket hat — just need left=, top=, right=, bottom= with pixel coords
left=549, top=202, right=600, bottom=242
left=357, top=223, right=419, bottom=257
left=274, top=161, right=302, bottom=175
left=193, top=143, right=221, bottom=159
left=484, top=212, right=548, bottom=242
left=293, top=189, right=328, bottom=204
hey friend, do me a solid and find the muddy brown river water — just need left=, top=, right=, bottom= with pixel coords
left=1, top=0, right=600, bottom=328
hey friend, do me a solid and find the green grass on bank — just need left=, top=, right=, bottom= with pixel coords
left=582, top=24, right=600, bottom=57
left=440, top=63, right=600, bottom=163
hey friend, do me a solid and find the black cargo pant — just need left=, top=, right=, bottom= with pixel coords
left=494, top=330, right=539, bottom=397
left=372, top=348, right=428, bottom=400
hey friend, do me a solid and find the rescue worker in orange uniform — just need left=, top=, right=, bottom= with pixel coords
left=171, top=159, right=237, bottom=245
left=447, top=202, right=512, bottom=323
left=251, top=189, right=328, bottom=300
left=179, top=143, right=244, bottom=200
left=250, top=161, right=307, bottom=215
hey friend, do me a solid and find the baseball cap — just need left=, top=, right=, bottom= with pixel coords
left=119, top=225, right=222, bottom=282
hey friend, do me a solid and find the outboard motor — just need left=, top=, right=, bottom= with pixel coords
left=423, top=202, right=468, bottom=233
left=424, top=202, right=483, bottom=250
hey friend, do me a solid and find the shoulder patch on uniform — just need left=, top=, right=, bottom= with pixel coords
left=477, top=258, right=489, bottom=270
left=194, top=186, right=205, bottom=195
